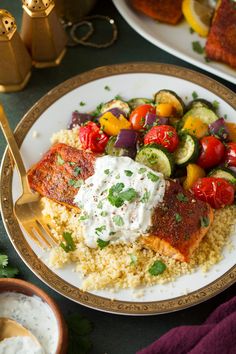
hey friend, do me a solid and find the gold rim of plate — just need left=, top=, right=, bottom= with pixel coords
left=1, top=62, right=236, bottom=315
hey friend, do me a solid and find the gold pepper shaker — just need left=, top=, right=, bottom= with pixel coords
left=0, top=9, right=32, bottom=92
left=21, top=0, right=67, bottom=68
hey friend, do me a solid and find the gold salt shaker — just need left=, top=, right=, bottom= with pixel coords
left=21, top=0, right=67, bottom=68
left=0, top=9, right=32, bottom=92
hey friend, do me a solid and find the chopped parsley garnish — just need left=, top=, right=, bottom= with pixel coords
left=97, top=239, right=110, bottom=249
left=109, top=231, right=116, bottom=236
left=104, top=169, right=110, bottom=175
left=68, top=179, right=83, bottom=188
left=0, top=253, right=18, bottom=278
left=148, top=260, right=166, bottom=276
left=79, top=101, right=86, bottom=106
left=147, top=172, right=159, bottom=182
left=112, top=215, right=124, bottom=226
left=91, top=102, right=103, bottom=117
left=167, top=131, right=174, bottom=137
left=114, top=95, right=122, bottom=100
left=57, top=154, right=65, bottom=165
left=101, top=211, right=108, bottom=217
left=192, top=41, right=204, bottom=54
left=97, top=201, right=103, bottom=209
left=138, top=167, right=147, bottom=174
left=60, top=232, right=76, bottom=253
left=108, top=183, right=137, bottom=207
left=212, top=100, right=219, bottom=110
left=176, top=193, right=188, bottom=202
left=125, top=170, right=133, bottom=177
left=192, top=91, right=198, bottom=100
left=140, top=190, right=150, bottom=203
left=69, top=161, right=76, bottom=166
left=129, top=254, right=137, bottom=265
left=104, top=85, right=111, bottom=91
left=115, top=174, right=120, bottom=179
left=73, top=166, right=81, bottom=176
left=79, top=214, right=88, bottom=221
left=200, top=216, right=210, bottom=228
left=175, top=213, right=182, bottom=222
left=189, top=27, right=194, bottom=34
left=95, top=225, right=106, bottom=236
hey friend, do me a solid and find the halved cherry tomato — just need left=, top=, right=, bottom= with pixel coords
left=129, top=104, right=155, bottom=130
left=197, top=136, right=225, bottom=169
left=79, top=121, right=108, bottom=153
left=224, top=142, right=236, bottom=167
left=144, top=125, right=179, bottom=152
left=191, top=177, right=234, bottom=209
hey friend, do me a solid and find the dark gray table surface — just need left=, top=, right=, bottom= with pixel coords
left=0, top=1, right=235, bottom=353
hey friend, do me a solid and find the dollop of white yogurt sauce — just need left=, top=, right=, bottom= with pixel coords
left=74, top=156, right=166, bottom=247
left=0, top=336, right=44, bottom=354
left=0, top=292, right=58, bottom=354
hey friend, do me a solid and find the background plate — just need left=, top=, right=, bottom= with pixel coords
left=1, top=63, right=236, bottom=315
left=113, top=0, right=236, bottom=85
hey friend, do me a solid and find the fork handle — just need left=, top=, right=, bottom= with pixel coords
left=0, top=104, right=31, bottom=194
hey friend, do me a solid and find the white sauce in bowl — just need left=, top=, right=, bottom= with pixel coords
left=0, top=336, right=44, bottom=354
left=0, top=292, right=58, bottom=354
left=74, top=155, right=166, bottom=248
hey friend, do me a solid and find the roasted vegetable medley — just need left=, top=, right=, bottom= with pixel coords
left=68, top=89, right=236, bottom=209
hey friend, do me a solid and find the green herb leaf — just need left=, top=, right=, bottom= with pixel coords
left=200, top=216, right=210, bottom=228
left=67, top=314, right=93, bottom=354
left=90, top=102, right=103, bottom=117
left=57, top=154, right=65, bottom=165
left=95, top=225, right=106, bottom=236
left=97, top=238, right=110, bottom=249
left=101, top=211, right=108, bottom=217
left=108, top=183, right=125, bottom=207
left=176, top=193, right=188, bottom=202
left=112, top=215, right=124, bottom=226
left=212, top=100, right=219, bottom=110
left=119, top=188, right=137, bottom=202
left=148, top=260, right=166, bottom=276
left=104, top=169, right=110, bottom=175
left=0, top=266, right=19, bottom=278
left=60, top=232, right=76, bottom=253
left=189, top=27, right=194, bottom=34
left=69, top=161, right=76, bottom=166
left=147, top=172, right=159, bottom=182
left=129, top=254, right=137, bottom=265
left=79, top=215, right=89, bottom=221
left=79, top=101, right=86, bottom=106
left=73, top=166, right=81, bottom=176
left=138, top=167, right=147, bottom=174
left=0, top=255, right=8, bottom=267
left=140, top=190, right=150, bottom=203
left=192, top=91, right=198, bottom=100
left=97, top=201, right=103, bottom=209
left=114, top=95, right=122, bottom=100
left=68, top=179, right=83, bottom=188
left=104, top=85, right=111, bottom=91
left=192, top=41, right=204, bottom=54
left=175, top=213, right=182, bottom=222
left=124, top=170, right=133, bottom=177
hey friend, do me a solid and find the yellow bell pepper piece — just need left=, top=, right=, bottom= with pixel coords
left=99, top=111, right=131, bottom=136
left=226, top=122, right=236, bottom=142
left=182, top=116, right=208, bottom=139
left=183, top=163, right=205, bottom=190
left=156, top=103, right=174, bottom=117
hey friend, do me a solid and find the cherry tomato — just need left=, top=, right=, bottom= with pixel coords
left=224, top=142, right=236, bottom=167
left=79, top=121, right=108, bottom=153
left=197, top=136, right=225, bottom=169
left=129, top=104, right=156, bottom=130
left=144, top=125, right=179, bottom=152
left=191, top=177, right=234, bottom=209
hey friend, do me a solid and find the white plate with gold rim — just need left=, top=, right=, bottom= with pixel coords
left=1, top=63, right=236, bottom=315
left=112, top=0, right=236, bottom=85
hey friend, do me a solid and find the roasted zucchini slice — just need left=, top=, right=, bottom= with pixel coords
left=208, top=167, right=236, bottom=184
left=174, top=134, right=199, bottom=166
left=135, top=144, right=174, bottom=177
left=182, top=106, right=218, bottom=125
left=100, top=99, right=131, bottom=115
left=128, top=98, right=153, bottom=110
left=154, top=89, right=185, bottom=117
left=187, top=98, right=215, bottom=112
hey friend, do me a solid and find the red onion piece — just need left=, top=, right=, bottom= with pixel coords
left=144, top=112, right=158, bottom=127
left=68, top=111, right=93, bottom=129
left=209, top=118, right=229, bottom=141
left=157, top=116, right=169, bottom=125
left=114, top=129, right=138, bottom=148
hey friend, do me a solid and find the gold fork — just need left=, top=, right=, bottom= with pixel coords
left=0, top=104, right=57, bottom=248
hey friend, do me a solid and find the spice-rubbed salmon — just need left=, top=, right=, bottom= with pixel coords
left=205, top=0, right=236, bottom=68
left=27, top=143, right=213, bottom=262
left=142, top=180, right=213, bottom=262
left=27, top=143, right=96, bottom=207
left=130, top=0, right=183, bottom=25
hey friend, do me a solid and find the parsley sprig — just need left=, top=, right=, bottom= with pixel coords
left=0, top=253, right=19, bottom=278
left=108, top=183, right=137, bottom=207
left=60, top=232, right=76, bottom=253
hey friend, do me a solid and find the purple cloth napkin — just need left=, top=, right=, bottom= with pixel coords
left=137, top=296, right=236, bottom=354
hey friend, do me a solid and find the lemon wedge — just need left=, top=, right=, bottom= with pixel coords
left=182, top=0, right=214, bottom=37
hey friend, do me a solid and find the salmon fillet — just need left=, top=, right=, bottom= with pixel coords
left=205, top=0, right=236, bottom=68
left=27, top=143, right=96, bottom=207
left=27, top=143, right=213, bottom=262
left=142, top=180, right=213, bottom=262
left=130, top=0, right=183, bottom=25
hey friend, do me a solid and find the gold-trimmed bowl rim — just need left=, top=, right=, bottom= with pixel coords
left=1, top=62, right=236, bottom=315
